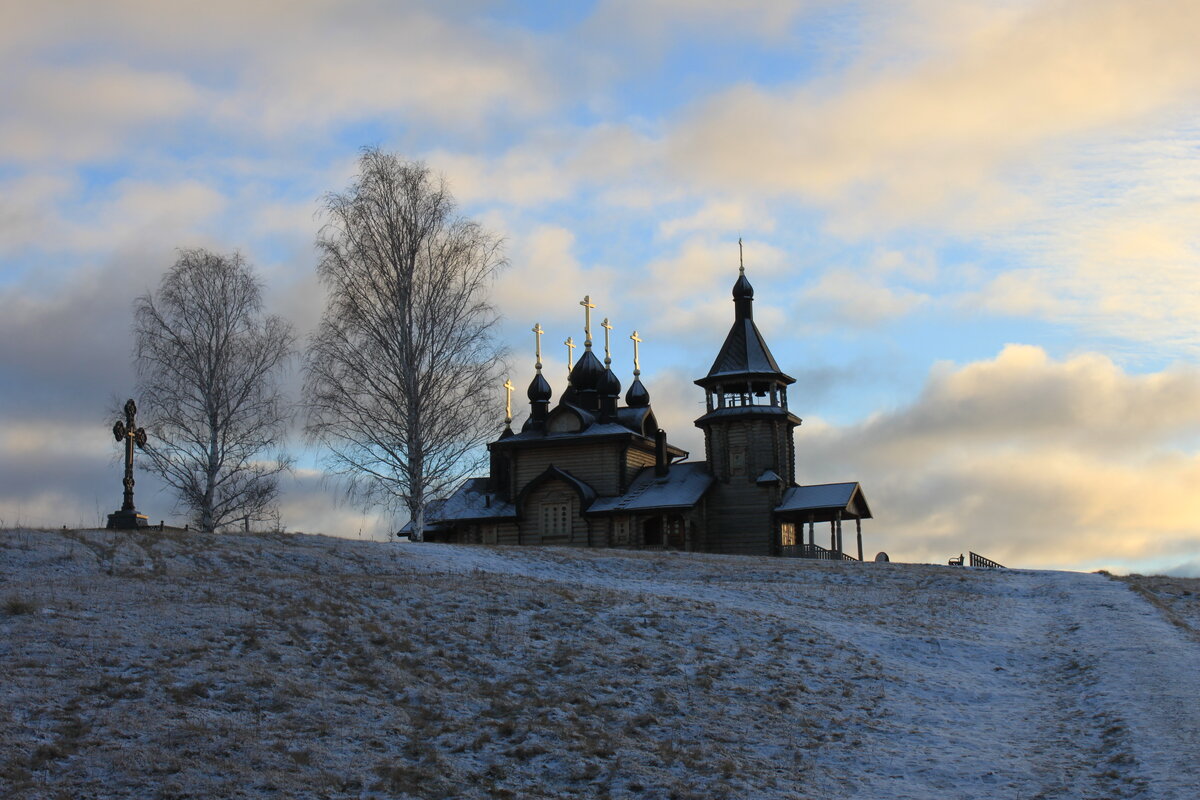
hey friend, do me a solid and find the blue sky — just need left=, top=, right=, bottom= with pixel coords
left=3, top=0, right=1200, bottom=574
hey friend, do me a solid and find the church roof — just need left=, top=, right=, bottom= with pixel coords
left=698, top=270, right=794, bottom=386
left=587, top=462, right=713, bottom=514
left=776, top=482, right=872, bottom=519
left=398, top=478, right=517, bottom=533
left=705, top=317, right=786, bottom=379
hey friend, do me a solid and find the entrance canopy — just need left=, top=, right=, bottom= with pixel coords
left=775, top=482, right=871, bottom=523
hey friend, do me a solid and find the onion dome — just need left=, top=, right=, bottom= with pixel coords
left=568, top=349, right=605, bottom=392
left=625, top=376, right=650, bottom=407
left=600, top=366, right=621, bottom=397
left=733, top=270, right=754, bottom=320
left=527, top=372, right=552, bottom=403
left=733, top=271, right=753, bottom=300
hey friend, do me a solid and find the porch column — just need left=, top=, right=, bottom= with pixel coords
left=830, top=520, right=836, bottom=551
left=808, top=515, right=814, bottom=547
left=856, top=517, right=863, bottom=561
left=835, top=510, right=843, bottom=554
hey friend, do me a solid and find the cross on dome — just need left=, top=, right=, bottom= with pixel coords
left=532, top=322, right=544, bottom=372
left=579, top=295, right=596, bottom=348
left=601, top=317, right=613, bottom=366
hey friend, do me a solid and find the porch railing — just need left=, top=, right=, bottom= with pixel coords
left=780, top=543, right=859, bottom=561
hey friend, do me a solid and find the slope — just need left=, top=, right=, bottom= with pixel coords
left=1, top=529, right=1197, bottom=799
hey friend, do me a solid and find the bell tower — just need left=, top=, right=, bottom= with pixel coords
left=694, top=256, right=801, bottom=554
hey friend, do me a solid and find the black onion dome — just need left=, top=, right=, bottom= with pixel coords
left=600, top=367, right=621, bottom=397
left=733, top=271, right=754, bottom=300
left=527, top=372, right=552, bottom=403
left=625, top=376, right=650, bottom=407
left=569, top=349, right=605, bottom=392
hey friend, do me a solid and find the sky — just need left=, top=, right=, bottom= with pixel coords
left=2, top=0, right=1199, bottom=575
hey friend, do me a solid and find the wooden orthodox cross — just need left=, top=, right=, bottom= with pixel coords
left=107, top=398, right=149, bottom=529
left=579, top=295, right=595, bottom=348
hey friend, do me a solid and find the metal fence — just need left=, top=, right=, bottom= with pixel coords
left=969, top=551, right=1005, bottom=569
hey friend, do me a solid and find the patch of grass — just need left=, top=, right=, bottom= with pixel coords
left=3, top=595, right=37, bottom=615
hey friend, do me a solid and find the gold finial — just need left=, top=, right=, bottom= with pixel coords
left=629, top=330, right=643, bottom=376
left=579, top=295, right=596, bottom=349
left=738, top=237, right=744, bottom=275
left=601, top=318, right=613, bottom=366
left=532, top=322, right=544, bottom=372
left=564, top=336, right=576, bottom=374
left=503, top=378, right=515, bottom=426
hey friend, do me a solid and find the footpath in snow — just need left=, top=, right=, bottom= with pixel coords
left=2, top=528, right=1198, bottom=799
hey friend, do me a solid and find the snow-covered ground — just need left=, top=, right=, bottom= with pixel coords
left=2, top=528, right=1197, bottom=799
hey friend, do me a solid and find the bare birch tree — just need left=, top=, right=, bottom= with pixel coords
left=134, top=249, right=294, bottom=532
left=304, top=149, right=506, bottom=541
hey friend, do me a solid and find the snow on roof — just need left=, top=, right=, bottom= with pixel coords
left=776, top=482, right=863, bottom=513
left=588, top=462, right=714, bottom=514
left=497, top=421, right=644, bottom=444
left=401, top=478, right=517, bottom=533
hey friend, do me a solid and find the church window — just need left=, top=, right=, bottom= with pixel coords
left=542, top=502, right=570, bottom=538
left=730, top=445, right=746, bottom=476
left=781, top=522, right=796, bottom=547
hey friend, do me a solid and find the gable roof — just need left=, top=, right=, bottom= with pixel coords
left=776, top=482, right=872, bottom=519
left=587, top=462, right=714, bottom=514
left=399, top=478, right=518, bottom=534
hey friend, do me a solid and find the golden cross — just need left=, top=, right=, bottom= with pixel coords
left=564, top=336, right=576, bottom=374
left=532, top=322, right=544, bottom=371
left=738, top=237, right=744, bottom=275
left=503, top=378, right=515, bottom=425
left=579, top=295, right=596, bottom=348
left=601, top=317, right=613, bottom=365
left=629, top=330, right=642, bottom=376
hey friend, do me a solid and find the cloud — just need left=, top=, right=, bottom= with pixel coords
left=0, top=65, right=202, bottom=163
left=587, top=0, right=826, bottom=44
left=657, top=198, right=776, bottom=239
left=798, top=345, right=1200, bottom=572
left=0, top=1, right=556, bottom=166
left=493, top=224, right=619, bottom=327
left=667, top=0, right=1200, bottom=226
left=798, top=268, right=928, bottom=328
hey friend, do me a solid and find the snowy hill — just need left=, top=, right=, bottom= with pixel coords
left=2, top=528, right=1198, bottom=799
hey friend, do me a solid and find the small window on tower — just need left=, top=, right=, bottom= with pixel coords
left=730, top=445, right=746, bottom=476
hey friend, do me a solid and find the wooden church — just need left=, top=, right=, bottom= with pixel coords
left=417, top=263, right=873, bottom=559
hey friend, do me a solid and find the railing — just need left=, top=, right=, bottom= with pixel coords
left=780, top=543, right=859, bottom=561
left=969, top=551, right=1005, bottom=569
